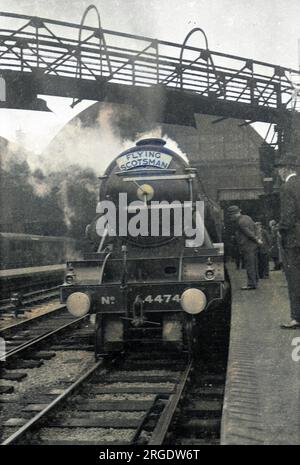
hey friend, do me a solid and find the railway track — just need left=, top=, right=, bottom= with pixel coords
left=1, top=350, right=226, bottom=445
left=1, top=288, right=228, bottom=446
left=0, top=285, right=61, bottom=318
left=0, top=305, right=88, bottom=361
left=169, top=360, right=226, bottom=445
left=1, top=353, right=191, bottom=445
left=0, top=308, right=96, bottom=443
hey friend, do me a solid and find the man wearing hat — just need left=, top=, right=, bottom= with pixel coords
left=276, top=153, right=300, bottom=329
left=228, top=205, right=262, bottom=290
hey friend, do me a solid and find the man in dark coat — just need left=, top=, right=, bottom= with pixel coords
left=276, top=154, right=300, bottom=329
left=269, top=220, right=282, bottom=270
left=256, top=222, right=271, bottom=279
left=228, top=205, right=262, bottom=290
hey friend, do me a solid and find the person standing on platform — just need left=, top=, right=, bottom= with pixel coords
left=231, top=233, right=242, bottom=269
left=227, top=205, right=262, bottom=290
left=256, top=222, right=271, bottom=279
left=269, top=220, right=282, bottom=270
left=276, top=154, right=300, bottom=329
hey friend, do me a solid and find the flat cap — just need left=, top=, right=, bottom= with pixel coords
left=274, top=153, right=300, bottom=168
left=227, top=205, right=241, bottom=215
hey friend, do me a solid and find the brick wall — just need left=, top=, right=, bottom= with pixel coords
left=163, top=114, right=264, bottom=202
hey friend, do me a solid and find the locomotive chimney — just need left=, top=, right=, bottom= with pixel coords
left=136, top=138, right=166, bottom=147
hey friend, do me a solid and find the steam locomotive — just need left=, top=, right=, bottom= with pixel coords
left=60, top=138, right=231, bottom=358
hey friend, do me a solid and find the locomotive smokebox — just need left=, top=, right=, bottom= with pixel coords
left=94, top=135, right=195, bottom=247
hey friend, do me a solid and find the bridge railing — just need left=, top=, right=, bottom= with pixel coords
left=0, top=11, right=299, bottom=112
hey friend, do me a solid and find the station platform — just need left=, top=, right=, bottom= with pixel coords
left=221, top=265, right=300, bottom=445
left=0, top=265, right=66, bottom=300
left=0, top=264, right=65, bottom=279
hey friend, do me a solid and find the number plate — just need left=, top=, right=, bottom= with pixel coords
left=143, top=294, right=180, bottom=304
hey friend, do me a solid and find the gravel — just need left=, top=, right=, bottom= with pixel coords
left=23, top=301, right=62, bottom=318
left=0, top=351, right=94, bottom=419
left=58, top=411, right=145, bottom=420
left=0, top=302, right=63, bottom=330
left=38, top=427, right=136, bottom=442
left=94, top=394, right=156, bottom=401
left=100, top=382, right=175, bottom=389
left=5, top=351, right=94, bottom=395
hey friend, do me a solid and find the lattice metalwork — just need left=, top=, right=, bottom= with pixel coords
left=0, top=10, right=299, bottom=117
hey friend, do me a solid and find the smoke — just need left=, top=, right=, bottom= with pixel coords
left=132, top=126, right=189, bottom=163
left=0, top=102, right=189, bottom=239
left=42, top=104, right=187, bottom=175
left=28, top=110, right=123, bottom=175
left=34, top=103, right=189, bottom=175
left=1, top=139, right=27, bottom=171
left=0, top=139, right=99, bottom=238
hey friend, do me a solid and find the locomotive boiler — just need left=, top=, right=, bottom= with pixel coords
left=60, top=138, right=231, bottom=358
